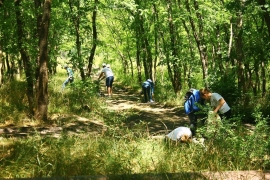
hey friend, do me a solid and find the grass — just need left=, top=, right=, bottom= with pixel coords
left=0, top=116, right=269, bottom=178
left=0, top=72, right=270, bottom=179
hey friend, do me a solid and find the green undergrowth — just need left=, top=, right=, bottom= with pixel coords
left=0, top=112, right=269, bottom=178
left=0, top=75, right=270, bottom=179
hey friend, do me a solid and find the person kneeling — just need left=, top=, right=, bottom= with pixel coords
left=165, top=126, right=192, bottom=144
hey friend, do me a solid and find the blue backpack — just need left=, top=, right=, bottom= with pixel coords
left=184, top=88, right=200, bottom=114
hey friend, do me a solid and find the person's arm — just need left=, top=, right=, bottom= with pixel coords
left=151, top=82, right=154, bottom=94
left=213, top=98, right=225, bottom=114
left=98, top=72, right=104, bottom=80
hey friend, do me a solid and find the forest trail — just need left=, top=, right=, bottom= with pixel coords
left=0, top=81, right=188, bottom=138
left=103, top=82, right=189, bottom=135
left=1, top=82, right=270, bottom=179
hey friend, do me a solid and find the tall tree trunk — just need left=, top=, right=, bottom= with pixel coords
left=15, top=0, right=35, bottom=116
left=0, top=45, right=3, bottom=87
left=166, top=0, right=182, bottom=94
left=182, top=21, right=195, bottom=88
left=69, top=0, right=85, bottom=80
left=135, top=29, right=142, bottom=84
left=153, top=3, right=159, bottom=82
left=87, top=0, right=98, bottom=77
left=185, top=0, right=208, bottom=88
left=234, top=8, right=246, bottom=94
left=35, top=0, right=51, bottom=121
left=257, top=0, right=270, bottom=38
left=261, top=60, right=266, bottom=96
left=34, top=0, right=42, bottom=82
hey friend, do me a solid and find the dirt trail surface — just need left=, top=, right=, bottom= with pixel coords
left=0, top=83, right=269, bottom=180
left=0, top=84, right=187, bottom=138
left=104, top=84, right=189, bottom=135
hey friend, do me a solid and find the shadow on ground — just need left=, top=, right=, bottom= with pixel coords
left=0, top=82, right=188, bottom=138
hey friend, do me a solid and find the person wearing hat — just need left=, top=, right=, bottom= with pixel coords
left=142, top=79, right=155, bottom=103
left=98, top=63, right=114, bottom=97
left=62, top=64, right=74, bottom=91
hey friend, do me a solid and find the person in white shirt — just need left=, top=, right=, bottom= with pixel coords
left=199, top=88, right=231, bottom=120
left=165, top=126, right=192, bottom=143
left=98, top=63, right=114, bottom=97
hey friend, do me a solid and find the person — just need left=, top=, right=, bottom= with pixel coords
left=165, top=126, right=192, bottom=143
left=62, top=64, right=74, bottom=91
left=142, top=79, right=155, bottom=103
left=184, top=88, right=205, bottom=135
left=98, top=63, right=114, bottom=97
left=199, top=88, right=231, bottom=120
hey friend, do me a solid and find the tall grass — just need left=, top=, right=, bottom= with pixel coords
left=0, top=113, right=269, bottom=178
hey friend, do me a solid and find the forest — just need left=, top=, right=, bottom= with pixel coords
left=0, top=0, right=270, bottom=179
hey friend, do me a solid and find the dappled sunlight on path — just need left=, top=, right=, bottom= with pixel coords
left=102, top=85, right=189, bottom=135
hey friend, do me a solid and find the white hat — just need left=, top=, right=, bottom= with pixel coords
left=102, top=63, right=106, bottom=67
left=147, top=79, right=152, bottom=82
left=107, top=64, right=110, bottom=68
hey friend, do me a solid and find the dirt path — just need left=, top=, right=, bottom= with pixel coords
left=1, top=83, right=270, bottom=179
left=104, top=84, right=189, bottom=135
left=0, top=83, right=187, bottom=138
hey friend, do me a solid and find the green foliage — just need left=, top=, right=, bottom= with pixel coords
left=207, top=69, right=240, bottom=110
left=0, top=81, right=28, bottom=123
left=50, top=78, right=104, bottom=114
left=1, top=114, right=269, bottom=178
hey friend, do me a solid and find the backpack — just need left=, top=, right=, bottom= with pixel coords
left=184, top=88, right=197, bottom=114
left=184, top=88, right=196, bottom=101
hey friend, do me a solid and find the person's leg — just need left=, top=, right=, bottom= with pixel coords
left=146, top=86, right=152, bottom=102
left=188, top=112, right=198, bottom=136
left=142, top=86, right=148, bottom=102
left=62, top=78, right=69, bottom=90
left=105, top=77, right=110, bottom=96
left=147, top=87, right=154, bottom=102
left=109, top=76, right=114, bottom=96
left=107, top=87, right=111, bottom=96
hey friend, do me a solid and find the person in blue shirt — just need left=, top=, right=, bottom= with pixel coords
left=142, top=79, right=155, bottom=103
left=62, top=65, right=74, bottom=91
left=184, top=88, right=204, bottom=135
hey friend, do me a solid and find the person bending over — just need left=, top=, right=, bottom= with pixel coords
left=165, top=126, right=192, bottom=143
left=199, top=88, right=231, bottom=120
left=184, top=88, right=205, bottom=135
left=62, top=65, right=74, bottom=91
left=142, top=79, right=155, bottom=103
left=98, top=63, right=114, bottom=97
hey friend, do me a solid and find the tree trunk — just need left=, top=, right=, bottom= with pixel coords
left=166, top=0, right=182, bottom=94
left=35, top=0, right=51, bottom=121
left=0, top=45, right=3, bottom=87
left=135, top=30, right=142, bottom=84
left=234, top=11, right=246, bottom=94
left=257, top=0, right=270, bottom=38
left=261, top=61, right=266, bottom=96
left=182, top=21, right=195, bottom=88
left=68, top=0, right=85, bottom=80
left=87, top=0, right=98, bottom=77
left=15, top=0, right=35, bottom=116
left=185, top=0, right=208, bottom=88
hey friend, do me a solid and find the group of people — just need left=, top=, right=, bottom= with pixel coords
left=61, top=64, right=231, bottom=144
left=61, top=62, right=154, bottom=103
left=61, top=63, right=115, bottom=98
left=166, top=87, right=232, bottom=143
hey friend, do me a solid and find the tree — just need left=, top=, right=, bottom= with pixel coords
left=35, top=0, right=51, bottom=121
left=15, top=0, right=35, bottom=116
left=87, top=0, right=98, bottom=77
